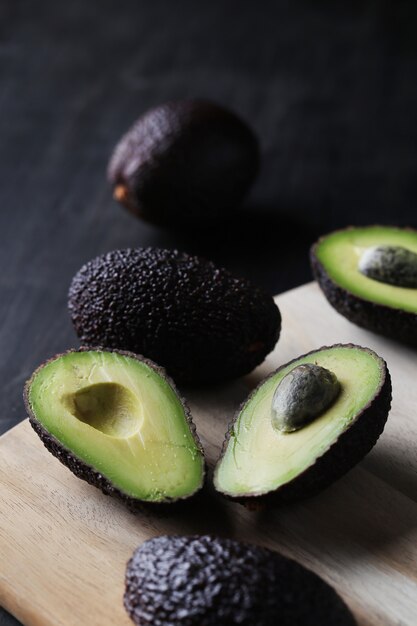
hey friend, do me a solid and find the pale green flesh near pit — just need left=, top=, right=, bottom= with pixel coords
left=315, top=226, right=417, bottom=313
left=214, top=346, right=383, bottom=497
left=28, top=351, right=204, bottom=501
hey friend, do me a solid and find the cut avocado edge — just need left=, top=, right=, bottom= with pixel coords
left=312, top=225, right=417, bottom=311
left=310, top=225, right=417, bottom=344
left=214, top=344, right=391, bottom=505
left=24, top=347, right=206, bottom=509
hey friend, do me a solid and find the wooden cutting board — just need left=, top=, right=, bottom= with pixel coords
left=1, top=282, right=416, bottom=626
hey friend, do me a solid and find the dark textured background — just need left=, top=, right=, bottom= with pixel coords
left=1, top=1, right=416, bottom=623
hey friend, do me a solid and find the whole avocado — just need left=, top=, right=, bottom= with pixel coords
left=124, top=535, right=356, bottom=626
left=107, top=99, right=260, bottom=228
left=68, top=248, right=280, bottom=384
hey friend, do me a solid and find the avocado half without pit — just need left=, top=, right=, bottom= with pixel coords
left=214, top=344, right=391, bottom=505
left=311, top=225, right=417, bottom=344
left=24, top=349, right=205, bottom=508
left=124, top=535, right=356, bottom=626
left=108, top=99, right=260, bottom=228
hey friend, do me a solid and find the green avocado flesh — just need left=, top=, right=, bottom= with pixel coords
left=28, top=351, right=204, bottom=501
left=315, top=226, right=417, bottom=313
left=214, top=346, right=383, bottom=497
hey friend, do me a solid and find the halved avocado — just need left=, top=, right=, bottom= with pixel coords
left=214, top=345, right=391, bottom=505
left=24, top=349, right=205, bottom=508
left=311, top=225, right=417, bottom=343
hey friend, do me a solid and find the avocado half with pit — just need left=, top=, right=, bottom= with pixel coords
left=214, top=344, right=391, bottom=505
left=24, top=349, right=205, bottom=508
left=311, top=225, right=417, bottom=344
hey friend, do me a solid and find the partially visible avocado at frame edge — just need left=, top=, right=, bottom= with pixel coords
left=24, top=348, right=205, bottom=509
left=124, top=535, right=357, bottom=626
left=311, top=225, right=417, bottom=344
left=214, top=344, right=391, bottom=506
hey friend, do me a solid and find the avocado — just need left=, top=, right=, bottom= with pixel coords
left=214, top=344, right=391, bottom=505
left=68, top=248, right=281, bottom=385
left=107, top=99, right=260, bottom=228
left=124, top=535, right=356, bottom=626
left=311, top=226, right=417, bottom=344
left=24, top=349, right=205, bottom=508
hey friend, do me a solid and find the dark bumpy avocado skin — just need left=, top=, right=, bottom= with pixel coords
left=24, top=348, right=205, bottom=512
left=216, top=345, right=391, bottom=507
left=68, top=248, right=281, bottom=385
left=108, top=99, right=260, bottom=228
left=124, top=535, right=356, bottom=626
left=311, top=240, right=417, bottom=345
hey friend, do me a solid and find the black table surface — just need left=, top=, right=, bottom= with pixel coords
left=1, top=2, right=416, bottom=624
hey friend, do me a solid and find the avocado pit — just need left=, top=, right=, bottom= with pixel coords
left=271, top=363, right=340, bottom=433
left=359, top=244, right=417, bottom=289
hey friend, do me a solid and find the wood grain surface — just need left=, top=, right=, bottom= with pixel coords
left=0, top=282, right=416, bottom=626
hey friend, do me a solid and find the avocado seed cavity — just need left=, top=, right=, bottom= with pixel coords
left=63, top=382, right=141, bottom=438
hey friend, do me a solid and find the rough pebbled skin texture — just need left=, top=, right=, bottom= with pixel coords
left=107, top=99, right=260, bottom=228
left=24, top=348, right=205, bottom=511
left=214, top=344, right=391, bottom=506
left=311, top=239, right=417, bottom=345
left=124, top=535, right=356, bottom=626
left=68, top=248, right=281, bottom=384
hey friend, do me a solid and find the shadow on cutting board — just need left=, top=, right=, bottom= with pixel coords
left=363, top=443, right=417, bottom=505
left=252, top=457, right=417, bottom=559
